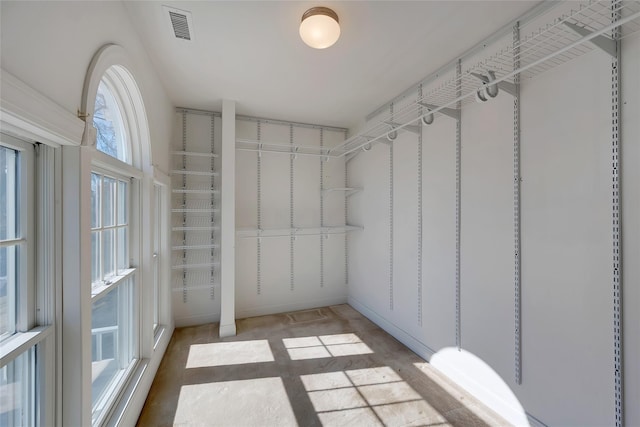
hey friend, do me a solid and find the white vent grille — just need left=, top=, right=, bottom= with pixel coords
left=163, top=6, right=194, bottom=41
left=169, top=12, right=190, bottom=40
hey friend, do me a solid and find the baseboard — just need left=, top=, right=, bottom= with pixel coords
left=348, top=296, right=536, bottom=427
left=219, top=322, right=237, bottom=338
left=347, top=296, right=436, bottom=359
left=236, top=295, right=348, bottom=319
left=105, top=324, right=174, bottom=427
left=174, top=312, right=221, bottom=328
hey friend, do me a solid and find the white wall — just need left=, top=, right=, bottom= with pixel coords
left=235, top=119, right=349, bottom=318
left=0, top=1, right=174, bottom=174
left=1, top=1, right=175, bottom=425
left=348, top=37, right=640, bottom=426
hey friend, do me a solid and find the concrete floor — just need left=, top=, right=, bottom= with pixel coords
left=137, top=305, right=511, bottom=427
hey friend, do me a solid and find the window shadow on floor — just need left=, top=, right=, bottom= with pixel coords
left=136, top=305, right=510, bottom=427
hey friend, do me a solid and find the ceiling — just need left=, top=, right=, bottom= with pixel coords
left=124, top=1, right=540, bottom=131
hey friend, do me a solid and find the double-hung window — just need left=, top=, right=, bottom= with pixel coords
left=0, top=135, right=52, bottom=427
left=89, top=75, right=138, bottom=425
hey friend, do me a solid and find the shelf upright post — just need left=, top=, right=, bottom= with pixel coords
left=320, top=128, right=325, bottom=288
left=389, top=102, right=394, bottom=311
left=611, top=1, right=623, bottom=424
left=344, top=129, right=349, bottom=287
left=290, top=124, right=295, bottom=292
left=257, top=121, right=262, bottom=295
left=210, top=114, right=216, bottom=300
left=455, top=58, right=462, bottom=351
left=181, top=111, right=188, bottom=303
left=513, top=21, right=523, bottom=385
left=417, top=84, right=424, bottom=327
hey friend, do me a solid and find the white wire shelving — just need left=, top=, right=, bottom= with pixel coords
left=171, top=271, right=220, bottom=292
left=171, top=170, right=219, bottom=177
left=236, top=138, right=332, bottom=159
left=171, top=261, right=220, bottom=270
left=236, top=225, right=363, bottom=239
left=172, top=243, right=220, bottom=251
left=322, top=0, right=640, bottom=159
left=172, top=150, right=219, bottom=158
left=172, top=186, right=219, bottom=195
left=322, top=187, right=362, bottom=197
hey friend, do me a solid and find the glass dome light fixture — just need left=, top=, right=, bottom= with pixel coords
left=299, top=6, right=340, bottom=49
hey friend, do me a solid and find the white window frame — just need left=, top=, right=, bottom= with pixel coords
left=0, top=134, right=55, bottom=427
left=89, top=120, right=141, bottom=427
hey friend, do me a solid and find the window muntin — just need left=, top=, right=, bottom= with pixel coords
left=93, top=80, right=130, bottom=164
left=0, top=146, right=20, bottom=341
left=0, top=137, right=47, bottom=427
left=152, top=184, right=161, bottom=332
left=91, top=275, right=135, bottom=424
left=91, top=172, right=129, bottom=287
left=0, top=345, right=38, bottom=427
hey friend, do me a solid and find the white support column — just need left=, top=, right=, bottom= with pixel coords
left=219, top=100, right=237, bottom=337
left=61, top=145, right=92, bottom=427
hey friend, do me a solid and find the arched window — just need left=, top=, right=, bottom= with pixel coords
left=93, top=79, right=130, bottom=163
left=79, top=44, right=153, bottom=426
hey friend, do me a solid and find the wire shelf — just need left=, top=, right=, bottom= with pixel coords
left=172, top=225, right=219, bottom=232
left=322, top=187, right=363, bottom=197
left=236, top=138, right=329, bottom=158
left=173, top=150, right=218, bottom=158
left=172, top=198, right=218, bottom=214
left=236, top=225, right=363, bottom=239
left=172, top=215, right=219, bottom=228
left=172, top=187, right=219, bottom=195
left=171, top=170, right=219, bottom=177
left=329, top=0, right=640, bottom=158
left=172, top=243, right=219, bottom=251
left=171, top=284, right=220, bottom=293
left=171, top=262, right=220, bottom=270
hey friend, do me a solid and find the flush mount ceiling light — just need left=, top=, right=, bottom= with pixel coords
left=299, top=7, right=340, bottom=49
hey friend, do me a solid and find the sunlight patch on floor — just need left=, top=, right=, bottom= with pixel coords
left=174, top=377, right=297, bottom=426
left=301, top=367, right=447, bottom=427
left=186, top=340, right=274, bottom=368
left=283, top=333, right=373, bottom=361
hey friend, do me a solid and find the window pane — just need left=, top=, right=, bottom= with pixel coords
left=91, top=232, right=101, bottom=285
left=93, top=81, right=129, bottom=163
left=0, top=146, right=19, bottom=241
left=91, top=173, right=101, bottom=229
left=117, top=181, right=127, bottom=226
left=91, top=277, right=134, bottom=422
left=0, top=345, right=38, bottom=427
left=102, top=229, right=115, bottom=279
left=0, top=245, right=17, bottom=340
left=117, top=227, right=128, bottom=272
left=102, top=177, right=116, bottom=228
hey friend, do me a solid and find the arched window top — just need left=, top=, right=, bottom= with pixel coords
left=94, top=78, right=130, bottom=163
left=81, top=44, right=151, bottom=172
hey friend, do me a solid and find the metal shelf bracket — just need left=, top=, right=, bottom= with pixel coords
left=385, top=121, right=420, bottom=135
left=417, top=102, right=460, bottom=120
left=564, top=22, right=616, bottom=58
left=470, top=72, right=517, bottom=98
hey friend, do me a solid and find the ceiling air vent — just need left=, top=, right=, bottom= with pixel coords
left=163, top=6, right=194, bottom=41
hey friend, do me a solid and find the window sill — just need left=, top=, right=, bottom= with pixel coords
left=0, top=325, right=53, bottom=366
left=91, top=268, right=136, bottom=301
